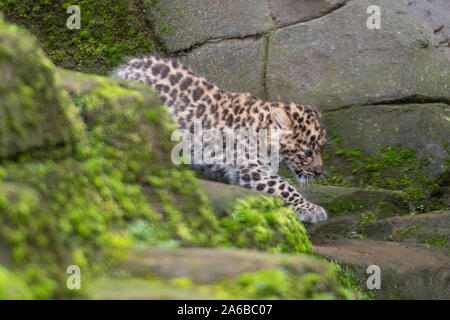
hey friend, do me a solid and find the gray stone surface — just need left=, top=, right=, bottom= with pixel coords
left=323, top=103, right=450, bottom=177
left=304, top=185, right=410, bottom=217
left=146, top=0, right=273, bottom=52
left=314, top=238, right=450, bottom=299
left=266, top=0, right=450, bottom=110
left=180, top=37, right=267, bottom=97
left=359, top=211, right=450, bottom=246
left=199, top=180, right=410, bottom=221
left=402, top=0, right=450, bottom=47
left=269, top=0, right=348, bottom=27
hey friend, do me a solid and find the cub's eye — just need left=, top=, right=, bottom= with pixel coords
left=304, top=150, right=313, bottom=157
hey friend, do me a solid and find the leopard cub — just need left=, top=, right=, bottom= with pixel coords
left=112, top=55, right=328, bottom=223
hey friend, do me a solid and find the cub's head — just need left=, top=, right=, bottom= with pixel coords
left=270, top=103, right=327, bottom=182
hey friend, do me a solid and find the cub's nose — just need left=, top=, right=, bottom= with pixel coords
left=313, top=164, right=324, bottom=176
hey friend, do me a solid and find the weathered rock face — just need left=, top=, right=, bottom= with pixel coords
left=403, top=0, right=450, bottom=47
left=0, top=19, right=81, bottom=159
left=150, top=0, right=450, bottom=109
left=146, top=0, right=273, bottom=52
left=359, top=211, right=450, bottom=247
left=323, top=103, right=450, bottom=177
left=180, top=38, right=267, bottom=97
left=269, top=0, right=349, bottom=27
left=266, top=0, right=450, bottom=110
left=313, top=238, right=450, bottom=300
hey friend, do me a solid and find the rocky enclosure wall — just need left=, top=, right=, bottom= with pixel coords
left=147, top=0, right=450, bottom=181
left=2, top=0, right=449, bottom=181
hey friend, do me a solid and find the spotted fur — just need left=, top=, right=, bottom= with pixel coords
left=112, top=55, right=328, bottom=223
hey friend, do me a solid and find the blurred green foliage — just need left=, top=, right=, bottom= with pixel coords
left=220, top=196, right=312, bottom=254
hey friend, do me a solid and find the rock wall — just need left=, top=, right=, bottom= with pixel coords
left=148, top=0, right=450, bottom=181
left=3, top=1, right=449, bottom=180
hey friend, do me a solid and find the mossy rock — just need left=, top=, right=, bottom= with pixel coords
left=302, top=185, right=410, bottom=217
left=320, top=133, right=449, bottom=213
left=94, top=247, right=357, bottom=300
left=60, top=70, right=223, bottom=247
left=358, top=211, right=449, bottom=249
left=0, top=16, right=82, bottom=159
left=220, top=196, right=312, bottom=255
left=0, top=68, right=227, bottom=297
left=198, top=179, right=268, bottom=218
left=0, top=22, right=222, bottom=298
left=0, top=265, right=33, bottom=299
left=0, top=1, right=158, bottom=74
left=314, top=239, right=450, bottom=299
left=323, top=104, right=450, bottom=179
left=144, top=0, right=274, bottom=53
left=88, top=278, right=212, bottom=300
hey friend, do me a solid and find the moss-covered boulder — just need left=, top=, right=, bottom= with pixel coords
left=0, top=18, right=222, bottom=299
left=220, top=196, right=312, bottom=254
left=0, top=75, right=223, bottom=297
left=60, top=70, right=222, bottom=246
left=0, top=16, right=81, bottom=159
left=358, top=211, right=449, bottom=249
left=321, top=138, right=449, bottom=214
left=88, top=247, right=357, bottom=300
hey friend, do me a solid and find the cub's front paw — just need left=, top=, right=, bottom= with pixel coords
left=294, top=203, right=328, bottom=224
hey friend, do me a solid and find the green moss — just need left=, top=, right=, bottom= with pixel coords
left=328, top=261, right=374, bottom=300
left=220, top=196, right=312, bottom=254
left=322, top=140, right=448, bottom=212
left=422, top=236, right=448, bottom=247
left=0, top=65, right=221, bottom=299
left=391, top=224, right=421, bottom=242
left=0, top=266, right=33, bottom=299
left=67, top=75, right=222, bottom=247
left=327, top=199, right=356, bottom=214
left=0, top=15, right=83, bottom=159
left=0, top=1, right=159, bottom=74
left=214, top=268, right=353, bottom=300
left=0, top=160, right=157, bottom=298
left=167, top=267, right=355, bottom=300
left=0, top=81, right=221, bottom=298
left=359, top=210, right=380, bottom=227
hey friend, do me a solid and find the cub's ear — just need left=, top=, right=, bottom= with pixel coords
left=270, top=107, right=292, bottom=130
